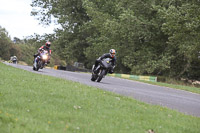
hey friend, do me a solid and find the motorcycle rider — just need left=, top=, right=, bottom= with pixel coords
left=93, top=49, right=116, bottom=74
left=10, top=56, right=18, bottom=64
left=34, top=41, right=51, bottom=66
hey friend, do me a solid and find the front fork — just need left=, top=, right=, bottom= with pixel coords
left=92, top=64, right=101, bottom=74
left=92, top=65, right=95, bottom=72
left=34, top=58, right=38, bottom=68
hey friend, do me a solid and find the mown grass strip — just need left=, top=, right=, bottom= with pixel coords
left=130, top=79, right=200, bottom=94
left=0, top=62, right=199, bottom=133
left=108, top=74, right=200, bottom=94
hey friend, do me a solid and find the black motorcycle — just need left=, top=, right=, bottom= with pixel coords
left=91, top=58, right=113, bottom=82
left=33, top=50, right=49, bottom=71
left=10, top=56, right=17, bottom=64
left=12, top=59, right=17, bottom=64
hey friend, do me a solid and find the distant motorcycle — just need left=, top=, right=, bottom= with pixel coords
left=33, top=49, right=49, bottom=71
left=91, top=58, right=113, bottom=82
left=10, top=56, right=18, bottom=64
left=12, top=58, right=17, bottom=64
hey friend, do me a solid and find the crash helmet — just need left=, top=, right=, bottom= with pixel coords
left=109, top=49, right=116, bottom=58
left=45, top=41, right=51, bottom=47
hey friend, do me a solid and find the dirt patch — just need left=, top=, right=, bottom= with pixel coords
left=18, top=61, right=28, bottom=66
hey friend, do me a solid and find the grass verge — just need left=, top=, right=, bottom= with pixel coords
left=133, top=79, right=200, bottom=94
left=0, top=62, right=199, bottom=133
left=107, top=75, right=200, bottom=94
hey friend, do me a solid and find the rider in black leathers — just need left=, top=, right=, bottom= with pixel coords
left=94, top=49, right=116, bottom=74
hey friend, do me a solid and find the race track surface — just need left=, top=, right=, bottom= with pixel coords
left=4, top=63, right=200, bottom=117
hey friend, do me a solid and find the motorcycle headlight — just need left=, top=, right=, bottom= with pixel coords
left=42, top=55, right=48, bottom=60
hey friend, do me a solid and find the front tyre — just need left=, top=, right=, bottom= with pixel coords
left=35, top=60, right=41, bottom=71
left=33, top=66, right=36, bottom=70
left=97, top=69, right=106, bottom=82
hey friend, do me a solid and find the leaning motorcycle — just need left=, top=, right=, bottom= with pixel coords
left=91, top=58, right=113, bottom=82
left=33, top=50, right=49, bottom=71
left=12, top=58, right=17, bottom=64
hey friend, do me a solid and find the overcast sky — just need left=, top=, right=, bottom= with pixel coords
left=0, top=0, right=57, bottom=39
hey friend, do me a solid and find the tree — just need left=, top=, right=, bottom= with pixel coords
left=0, top=26, right=12, bottom=60
left=30, top=0, right=200, bottom=80
left=156, top=0, right=200, bottom=78
left=31, top=0, right=91, bottom=65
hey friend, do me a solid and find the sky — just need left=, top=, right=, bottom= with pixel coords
left=0, top=0, right=57, bottom=40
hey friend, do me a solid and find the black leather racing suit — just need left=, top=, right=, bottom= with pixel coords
left=94, top=53, right=116, bottom=74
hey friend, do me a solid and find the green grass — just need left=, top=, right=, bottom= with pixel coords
left=143, top=80, right=200, bottom=94
left=0, top=62, right=199, bottom=133
left=107, top=74, right=200, bottom=94
left=126, top=79, right=200, bottom=94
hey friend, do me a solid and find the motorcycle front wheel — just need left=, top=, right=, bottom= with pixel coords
left=33, top=66, right=36, bottom=70
left=35, top=60, right=41, bottom=71
left=97, top=69, right=106, bottom=82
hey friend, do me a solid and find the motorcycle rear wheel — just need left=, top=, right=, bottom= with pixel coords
left=91, top=74, right=97, bottom=81
left=36, top=67, right=39, bottom=71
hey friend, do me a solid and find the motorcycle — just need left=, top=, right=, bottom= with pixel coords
left=91, top=58, right=113, bottom=82
left=33, top=50, right=49, bottom=71
left=10, top=56, right=17, bottom=64
left=12, top=59, right=17, bottom=64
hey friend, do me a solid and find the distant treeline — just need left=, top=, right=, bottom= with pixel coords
left=0, top=27, right=65, bottom=67
left=1, top=0, right=200, bottom=80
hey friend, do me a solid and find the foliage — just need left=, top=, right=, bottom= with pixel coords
left=6, top=0, right=199, bottom=80
left=17, top=44, right=35, bottom=65
left=156, top=0, right=200, bottom=78
left=0, top=26, right=12, bottom=60
left=0, top=26, right=22, bottom=60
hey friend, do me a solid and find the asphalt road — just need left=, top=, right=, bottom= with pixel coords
left=4, top=62, right=200, bottom=117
